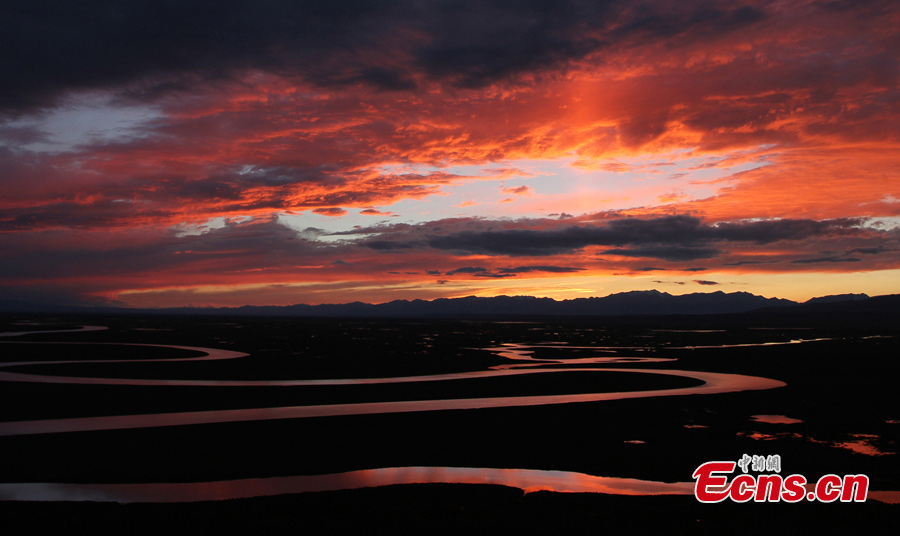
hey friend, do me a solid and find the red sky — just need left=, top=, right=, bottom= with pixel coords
left=1, top=0, right=898, bottom=307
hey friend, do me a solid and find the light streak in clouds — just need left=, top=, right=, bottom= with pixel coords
left=0, top=0, right=898, bottom=307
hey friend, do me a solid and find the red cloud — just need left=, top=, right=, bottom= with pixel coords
left=501, top=185, right=533, bottom=195
left=2, top=1, right=898, bottom=306
left=312, top=207, right=349, bottom=217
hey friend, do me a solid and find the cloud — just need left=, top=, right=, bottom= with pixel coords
left=693, top=279, right=720, bottom=285
left=722, top=260, right=779, bottom=266
left=360, top=208, right=395, bottom=216
left=3, top=0, right=897, bottom=237
left=1, top=1, right=899, bottom=308
left=847, top=247, right=889, bottom=255
left=602, top=246, right=721, bottom=261
left=445, top=266, right=488, bottom=275
left=0, top=0, right=776, bottom=113
left=0, top=2, right=411, bottom=111
left=0, top=216, right=323, bottom=281
left=442, top=264, right=585, bottom=278
left=496, top=265, right=585, bottom=274
left=791, top=256, right=862, bottom=264
left=425, top=215, right=862, bottom=256
left=364, top=240, right=417, bottom=250
left=0, top=152, right=452, bottom=230
left=501, top=185, right=533, bottom=195
left=313, top=207, right=349, bottom=217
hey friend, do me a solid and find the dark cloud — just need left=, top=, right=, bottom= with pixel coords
left=615, top=3, right=765, bottom=40
left=710, top=218, right=864, bottom=243
left=847, top=246, right=889, bottom=255
left=415, top=1, right=770, bottom=88
left=353, top=67, right=417, bottom=91
left=425, top=215, right=862, bottom=256
left=0, top=158, right=439, bottom=230
left=0, top=124, right=51, bottom=145
left=722, top=260, right=780, bottom=266
left=364, top=240, right=417, bottom=250
left=442, top=264, right=584, bottom=278
left=313, top=207, right=349, bottom=217
left=0, top=0, right=778, bottom=113
left=412, top=0, right=614, bottom=87
left=0, top=216, right=324, bottom=281
left=791, top=256, right=862, bottom=264
left=0, top=1, right=406, bottom=111
left=497, top=265, right=585, bottom=273
left=0, top=199, right=175, bottom=231
left=693, top=279, right=720, bottom=285
left=602, top=246, right=721, bottom=261
left=211, top=165, right=343, bottom=189
left=445, top=266, right=488, bottom=275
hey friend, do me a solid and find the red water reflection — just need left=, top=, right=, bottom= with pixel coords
left=0, top=466, right=695, bottom=503
left=750, top=415, right=804, bottom=425
left=0, top=367, right=785, bottom=436
left=0, top=326, right=897, bottom=506
left=0, top=327, right=785, bottom=436
left=2, top=467, right=897, bottom=505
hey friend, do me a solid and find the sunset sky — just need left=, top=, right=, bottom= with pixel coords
left=2, top=0, right=899, bottom=308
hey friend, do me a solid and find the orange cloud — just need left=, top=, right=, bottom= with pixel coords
left=2, top=0, right=898, bottom=306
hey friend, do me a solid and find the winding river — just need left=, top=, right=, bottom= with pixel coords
left=0, top=326, right=784, bottom=437
left=2, top=324, right=895, bottom=504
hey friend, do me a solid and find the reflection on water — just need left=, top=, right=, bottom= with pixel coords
left=739, top=429, right=895, bottom=456
left=676, top=338, right=834, bottom=349
left=0, top=466, right=695, bottom=503
left=483, top=343, right=675, bottom=365
left=751, top=415, right=804, bottom=424
left=0, top=328, right=786, bottom=437
left=0, top=367, right=785, bottom=436
left=869, top=491, right=900, bottom=504
left=0, top=325, right=107, bottom=338
left=2, top=466, right=897, bottom=504
left=739, top=431, right=781, bottom=441
left=651, top=330, right=726, bottom=333
left=1, top=325, right=898, bottom=506
left=834, top=434, right=896, bottom=457
left=0, top=341, right=248, bottom=379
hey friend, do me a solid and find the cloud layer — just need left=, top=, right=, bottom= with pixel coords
left=1, top=0, right=898, bottom=306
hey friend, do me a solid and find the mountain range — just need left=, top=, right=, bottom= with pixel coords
left=4, top=290, right=895, bottom=318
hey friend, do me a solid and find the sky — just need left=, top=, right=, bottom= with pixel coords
left=1, top=0, right=899, bottom=308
